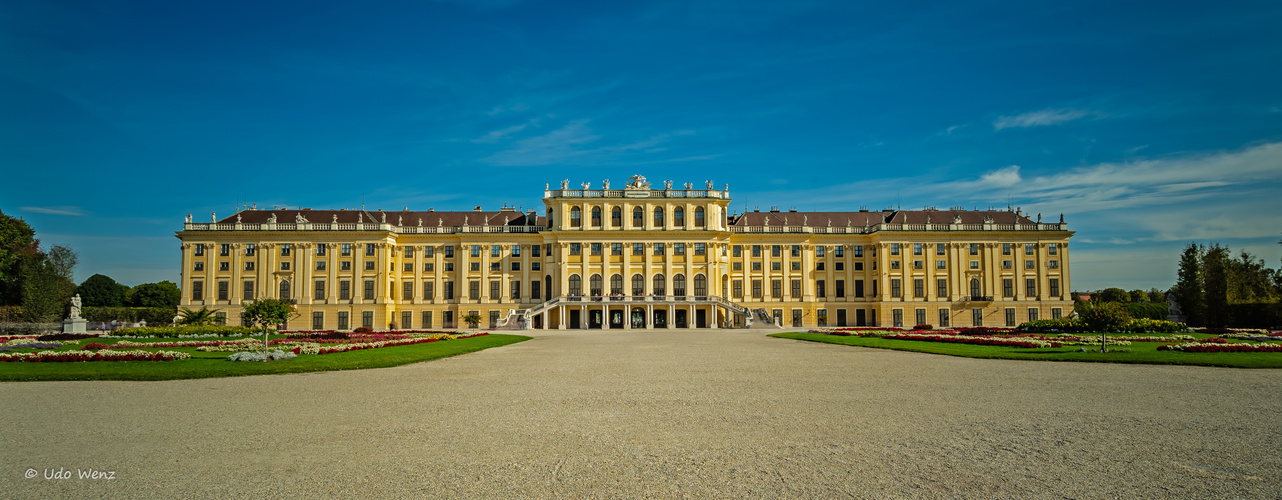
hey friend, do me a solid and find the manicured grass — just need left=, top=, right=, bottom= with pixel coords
left=0, top=334, right=530, bottom=381
left=770, top=332, right=1282, bottom=368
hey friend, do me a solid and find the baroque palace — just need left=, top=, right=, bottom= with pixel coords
left=176, top=175, right=1073, bottom=331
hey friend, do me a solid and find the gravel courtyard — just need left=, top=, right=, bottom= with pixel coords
left=3, top=329, right=1279, bottom=498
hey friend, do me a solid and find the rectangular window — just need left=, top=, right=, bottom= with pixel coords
left=443, top=245, right=454, bottom=258
left=674, top=243, right=685, bottom=255
left=1002, top=243, right=1011, bottom=255
left=771, top=279, right=781, bottom=298
left=969, top=243, right=979, bottom=255
left=401, top=311, right=412, bottom=329
left=403, top=281, right=414, bottom=301
left=836, top=280, right=846, bottom=298
left=733, top=262, right=742, bottom=271
left=422, top=311, right=433, bottom=328
left=892, top=309, right=903, bottom=327
left=733, top=280, right=743, bottom=299
left=316, top=261, right=326, bottom=271
left=469, top=280, right=480, bottom=299
left=1049, top=279, right=1060, bottom=297
left=511, top=245, right=521, bottom=257
left=816, top=262, right=825, bottom=271
left=938, top=308, right=950, bottom=327
left=1048, top=243, right=1058, bottom=255
left=471, top=245, right=481, bottom=258
left=1048, top=260, right=1059, bottom=269
left=423, top=281, right=434, bottom=300
left=243, top=280, right=254, bottom=299
left=444, top=281, right=454, bottom=300
left=341, top=244, right=352, bottom=256
left=192, top=281, right=204, bottom=301
left=511, top=281, right=521, bottom=300
left=937, top=279, right=947, bottom=298
left=1005, top=308, right=1016, bottom=327
left=423, top=262, right=433, bottom=272
left=913, top=279, right=924, bottom=298
left=443, top=311, right=454, bottom=328
left=816, top=246, right=825, bottom=257
left=817, top=280, right=826, bottom=298
left=792, top=261, right=801, bottom=271
left=245, top=261, right=255, bottom=271
left=531, top=280, right=541, bottom=300
left=529, top=245, right=538, bottom=258
left=591, top=243, right=602, bottom=255
left=752, top=245, right=762, bottom=257
left=570, top=243, right=581, bottom=255
left=972, top=308, right=983, bottom=326
left=403, top=246, right=414, bottom=258
left=194, top=261, right=204, bottom=271
left=363, top=280, right=375, bottom=299
left=752, top=279, right=762, bottom=298
left=890, top=261, right=900, bottom=270
left=970, top=261, right=979, bottom=270
left=1025, top=260, right=1035, bottom=270
left=1002, top=260, right=1012, bottom=270
left=733, top=245, right=742, bottom=257
left=1028, top=308, right=1039, bottom=322
left=532, top=262, right=540, bottom=271
left=891, top=279, right=902, bottom=298
left=916, top=308, right=927, bottom=326
left=694, top=243, right=706, bottom=255
left=315, top=280, right=325, bottom=298
left=890, top=243, right=900, bottom=255
left=771, top=245, right=781, bottom=257
left=913, top=260, right=923, bottom=270
left=632, top=243, right=644, bottom=255
left=365, top=260, right=376, bottom=271
left=339, top=280, right=350, bottom=300
left=653, top=243, right=665, bottom=255
left=366, top=244, right=376, bottom=257
left=1052, top=307, right=1062, bottom=319
left=510, top=262, right=520, bottom=271
left=854, top=280, right=864, bottom=298
left=312, top=311, right=324, bottom=330
left=316, top=243, right=327, bottom=256
left=281, top=244, right=291, bottom=256
left=790, top=245, right=801, bottom=257
left=1026, top=278, right=1037, bottom=297
left=936, top=243, right=946, bottom=256
left=913, top=243, right=923, bottom=256
left=337, top=312, right=349, bottom=330
left=362, top=311, right=373, bottom=328
left=194, top=244, right=205, bottom=256
left=1003, top=279, right=1013, bottom=297
left=491, top=245, right=501, bottom=258
left=245, top=244, right=256, bottom=256
left=817, top=309, right=827, bottom=327
left=404, top=263, right=414, bottom=273
left=771, top=261, right=781, bottom=271
left=1025, top=243, right=1035, bottom=256
left=612, top=243, right=623, bottom=255
left=791, top=279, right=801, bottom=299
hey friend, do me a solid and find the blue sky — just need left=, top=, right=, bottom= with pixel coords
left=2, top=0, right=1280, bottom=290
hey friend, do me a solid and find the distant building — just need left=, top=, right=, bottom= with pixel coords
left=176, top=176, right=1073, bottom=330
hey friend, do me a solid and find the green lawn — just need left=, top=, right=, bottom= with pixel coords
left=0, top=334, right=531, bottom=381
left=770, top=332, right=1282, bottom=368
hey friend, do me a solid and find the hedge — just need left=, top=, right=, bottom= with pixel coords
left=83, top=307, right=178, bottom=325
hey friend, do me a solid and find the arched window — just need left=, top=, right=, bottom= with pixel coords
left=693, top=274, right=707, bottom=298
left=632, top=207, right=644, bottom=227
left=570, top=207, right=582, bottom=228
left=279, top=280, right=290, bottom=299
left=569, top=274, right=582, bottom=296
left=653, top=207, right=664, bottom=227
left=590, top=274, right=603, bottom=297
left=591, top=207, right=602, bottom=227
left=970, top=278, right=981, bottom=298
left=632, top=274, right=644, bottom=296
left=610, top=274, right=623, bottom=297
left=674, top=273, right=687, bottom=299
left=674, top=207, right=685, bottom=227
left=653, top=274, right=666, bottom=297
left=611, top=206, right=622, bottom=227
left=694, top=207, right=705, bottom=227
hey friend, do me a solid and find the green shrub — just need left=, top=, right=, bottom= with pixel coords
left=1018, top=317, right=1089, bottom=333
left=0, top=306, right=22, bottom=323
left=1121, top=302, right=1169, bottom=320
left=83, top=307, right=178, bottom=325
left=1079, top=302, right=1132, bottom=333
left=110, top=325, right=260, bottom=338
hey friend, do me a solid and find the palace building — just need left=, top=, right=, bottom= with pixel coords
left=175, top=175, right=1073, bottom=330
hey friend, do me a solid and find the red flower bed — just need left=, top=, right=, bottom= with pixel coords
left=884, top=333, right=1058, bottom=348
left=1159, top=343, right=1282, bottom=353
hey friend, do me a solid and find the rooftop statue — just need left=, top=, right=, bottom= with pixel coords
left=561, top=179, right=569, bottom=189
left=381, top=212, right=387, bottom=223
left=295, top=213, right=308, bottom=223
left=211, top=211, right=216, bottom=222
left=626, top=175, right=650, bottom=189
left=397, top=215, right=403, bottom=226
left=664, top=180, right=672, bottom=189
left=185, top=212, right=192, bottom=223
left=266, top=214, right=276, bottom=223
left=602, top=179, right=610, bottom=189
left=236, top=213, right=242, bottom=223
left=706, top=180, right=713, bottom=189
left=332, top=214, right=338, bottom=223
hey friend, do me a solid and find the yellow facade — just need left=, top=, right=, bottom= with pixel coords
left=176, top=176, right=1073, bottom=330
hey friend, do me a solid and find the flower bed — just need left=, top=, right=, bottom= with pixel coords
left=0, top=342, right=68, bottom=351
left=108, top=325, right=260, bottom=338
left=1158, top=342, right=1282, bottom=353
left=0, top=350, right=191, bottom=362
left=293, top=332, right=485, bottom=355
left=110, top=339, right=261, bottom=349
left=883, top=333, right=1060, bottom=348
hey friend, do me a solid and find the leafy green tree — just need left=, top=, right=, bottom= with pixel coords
left=18, top=243, right=77, bottom=322
left=78, top=274, right=126, bottom=307
left=130, top=281, right=181, bottom=308
left=1147, top=288, right=1165, bottom=303
left=461, top=312, right=482, bottom=329
left=1098, top=288, right=1131, bottom=303
left=1172, top=243, right=1205, bottom=327
left=1202, top=244, right=1230, bottom=327
left=1129, top=289, right=1148, bottom=302
left=241, top=298, right=297, bottom=360
left=1226, top=250, right=1279, bottom=303
left=0, top=210, right=36, bottom=305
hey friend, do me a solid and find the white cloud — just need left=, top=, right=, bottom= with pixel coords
left=993, top=108, right=1093, bottom=130
left=479, top=120, right=701, bottom=167
left=21, top=206, right=85, bottom=216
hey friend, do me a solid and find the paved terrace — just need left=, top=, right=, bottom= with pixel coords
left=2, top=330, right=1279, bottom=498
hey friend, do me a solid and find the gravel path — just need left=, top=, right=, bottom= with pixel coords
left=2, top=330, right=1279, bottom=498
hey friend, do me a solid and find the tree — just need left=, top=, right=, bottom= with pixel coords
left=1172, top=243, right=1205, bottom=327
left=0, top=210, right=36, bottom=305
left=1129, top=289, right=1148, bottom=302
left=461, top=312, right=482, bottom=329
left=130, top=281, right=181, bottom=309
left=240, top=298, right=296, bottom=361
left=78, top=274, right=125, bottom=307
left=178, top=306, right=225, bottom=326
left=1147, top=288, right=1165, bottom=303
left=1078, top=302, right=1131, bottom=352
left=17, top=243, right=76, bottom=322
left=1098, top=288, right=1131, bottom=303
left=1202, top=244, right=1230, bottom=327
left=1226, top=250, right=1279, bottom=303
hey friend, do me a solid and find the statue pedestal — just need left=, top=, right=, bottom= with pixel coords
left=63, top=318, right=87, bottom=333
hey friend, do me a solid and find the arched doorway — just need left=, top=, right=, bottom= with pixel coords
left=631, top=307, right=645, bottom=328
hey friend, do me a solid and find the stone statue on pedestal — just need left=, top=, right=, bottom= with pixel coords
left=63, top=294, right=86, bottom=333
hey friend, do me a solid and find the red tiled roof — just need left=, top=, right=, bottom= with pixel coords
left=219, top=209, right=544, bottom=227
